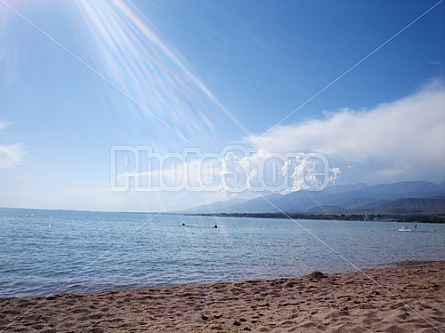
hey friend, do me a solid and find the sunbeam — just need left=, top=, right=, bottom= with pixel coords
left=74, top=0, right=247, bottom=151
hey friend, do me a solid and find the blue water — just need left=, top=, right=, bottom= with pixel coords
left=1, top=208, right=444, bottom=298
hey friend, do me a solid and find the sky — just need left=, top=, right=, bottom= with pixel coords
left=0, top=0, right=444, bottom=212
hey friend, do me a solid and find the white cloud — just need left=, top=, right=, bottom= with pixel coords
left=0, top=121, right=26, bottom=168
left=112, top=146, right=338, bottom=194
left=0, top=120, right=12, bottom=130
left=247, top=83, right=445, bottom=184
left=0, top=144, right=25, bottom=168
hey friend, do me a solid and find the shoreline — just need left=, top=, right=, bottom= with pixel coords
left=2, top=260, right=441, bottom=300
left=1, top=262, right=444, bottom=332
left=185, top=212, right=445, bottom=223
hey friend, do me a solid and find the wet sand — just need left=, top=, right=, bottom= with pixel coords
left=1, top=262, right=444, bottom=332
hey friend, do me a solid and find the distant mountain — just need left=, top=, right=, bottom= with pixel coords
left=184, top=181, right=445, bottom=215
left=183, top=197, right=251, bottom=214
left=305, top=205, right=347, bottom=213
left=373, top=198, right=445, bottom=214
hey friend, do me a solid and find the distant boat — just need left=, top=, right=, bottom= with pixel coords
left=398, top=226, right=412, bottom=232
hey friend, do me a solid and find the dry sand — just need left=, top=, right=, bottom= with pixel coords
left=1, top=262, right=444, bottom=333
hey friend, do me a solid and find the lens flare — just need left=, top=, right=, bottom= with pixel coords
left=75, top=0, right=247, bottom=150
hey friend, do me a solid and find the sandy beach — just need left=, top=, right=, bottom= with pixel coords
left=1, top=262, right=444, bottom=332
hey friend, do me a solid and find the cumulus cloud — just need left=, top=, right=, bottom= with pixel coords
left=112, top=146, right=338, bottom=194
left=247, top=83, right=445, bottom=184
left=0, top=121, right=25, bottom=168
left=113, top=81, right=445, bottom=194
left=214, top=148, right=338, bottom=192
left=0, top=144, right=25, bottom=168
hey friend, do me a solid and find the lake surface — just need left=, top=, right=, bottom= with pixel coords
left=1, top=208, right=444, bottom=298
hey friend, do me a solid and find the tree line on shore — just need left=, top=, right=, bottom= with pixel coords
left=188, top=212, right=445, bottom=223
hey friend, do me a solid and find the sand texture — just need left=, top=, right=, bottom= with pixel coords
left=1, top=262, right=444, bottom=332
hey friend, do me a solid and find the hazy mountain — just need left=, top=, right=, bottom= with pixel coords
left=373, top=198, right=445, bottom=214
left=305, top=205, right=347, bottom=213
left=184, top=181, right=445, bottom=215
left=183, top=197, right=251, bottom=214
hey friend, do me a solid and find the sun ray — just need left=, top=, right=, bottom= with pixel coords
left=74, top=0, right=248, bottom=151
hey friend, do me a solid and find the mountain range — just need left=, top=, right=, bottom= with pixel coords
left=185, top=181, right=445, bottom=215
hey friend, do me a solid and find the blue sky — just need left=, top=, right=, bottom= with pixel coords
left=1, top=0, right=444, bottom=212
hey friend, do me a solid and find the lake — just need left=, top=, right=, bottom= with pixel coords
left=1, top=208, right=444, bottom=298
